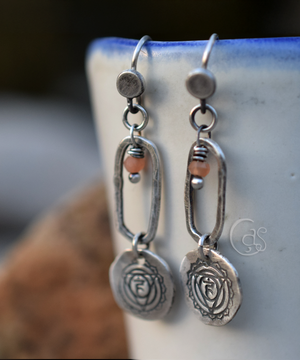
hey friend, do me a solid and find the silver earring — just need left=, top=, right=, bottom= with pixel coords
left=180, top=34, right=242, bottom=326
left=109, top=36, right=175, bottom=320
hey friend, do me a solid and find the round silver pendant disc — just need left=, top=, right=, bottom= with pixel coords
left=180, top=248, right=242, bottom=326
left=110, top=249, right=175, bottom=320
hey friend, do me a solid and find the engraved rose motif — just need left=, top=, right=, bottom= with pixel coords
left=187, top=259, right=233, bottom=319
left=119, top=260, right=166, bottom=314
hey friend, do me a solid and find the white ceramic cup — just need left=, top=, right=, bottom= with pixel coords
left=87, top=37, right=300, bottom=360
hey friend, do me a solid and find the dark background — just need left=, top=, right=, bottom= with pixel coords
left=0, top=0, right=299, bottom=96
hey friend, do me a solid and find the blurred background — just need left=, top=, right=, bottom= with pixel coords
left=0, top=0, right=298, bottom=358
left=0, top=0, right=299, bottom=254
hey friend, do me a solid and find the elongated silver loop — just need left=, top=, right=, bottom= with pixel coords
left=202, top=33, right=218, bottom=69
left=185, top=138, right=226, bottom=244
left=114, top=135, right=161, bottom=244
left=131, top=35, right=152, bottom=70
left=123, top=104, right=149, bottom=131
left=190, top=103, right=218, bottom=132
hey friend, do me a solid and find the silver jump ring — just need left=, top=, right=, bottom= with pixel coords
left=202, top=33, right=219, bottom=69
left=196, top=125, right=211, bottom=146
left=132, top=232, right=144, bottom=258
left=123, top=104, right=149, bottom=131
left=131, top=35, right=152, bottom=70
left=198, top=233, right=218, bottom=259
left=198, top=234, right=211, bottom=260
left=189, top=103, right=218, bottom=132
left=132, top=232, right=149, bottom=258
left=130, top=124, right=139, bottom=147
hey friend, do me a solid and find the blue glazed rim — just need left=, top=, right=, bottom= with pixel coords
left=87, top=36, right=300, bottom=70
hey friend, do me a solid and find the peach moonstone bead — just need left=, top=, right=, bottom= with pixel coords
left=124, top=156, right=146, bottom=173
left=188, top=161, right=210, bottom=177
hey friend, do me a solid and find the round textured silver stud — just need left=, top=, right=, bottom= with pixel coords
left=180, top=248, right=242, bottom=326
left=116, top=69, right=145, bottom=99
left=129, top=172, right=141, bottom=183
left=191, top=175, right=204, bottom=190
left=186, top=68, right=216, bottom=99
left=110, top=249, right=175, bottom=320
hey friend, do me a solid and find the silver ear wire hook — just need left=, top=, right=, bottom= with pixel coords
left=129, top=35, right=152, bottom=111
left=200, top=33, right=218, bottom=112
left=117, top=36, right=152, bottom=114
left=186, top=34, right=219, bottom=115
left=202, top=33, right=219, bottom=69
left=131, top=35, right=152, bottom=70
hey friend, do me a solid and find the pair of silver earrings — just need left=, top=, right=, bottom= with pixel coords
left=109, top=35, right=242, bottom=326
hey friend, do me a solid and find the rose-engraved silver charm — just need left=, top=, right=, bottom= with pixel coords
left=110, top=249, right=175, bottom=320
left=180, top=247, right=242, bottom=326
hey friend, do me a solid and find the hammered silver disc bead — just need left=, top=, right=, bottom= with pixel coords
left=116, top=69, right=145, bottom=99
left=186, top=68, right=216, bottom=99
left=129, top=173, right=141, bottom=183
left=191, top=175, right=204, bottom=190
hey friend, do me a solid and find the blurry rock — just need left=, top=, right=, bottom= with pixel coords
left=0, top=183, right=128, bottom=359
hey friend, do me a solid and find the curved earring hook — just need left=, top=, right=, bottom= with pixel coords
left=202, top=33, right=219, bottom=69
left=131, top=35, right=152, bottom=70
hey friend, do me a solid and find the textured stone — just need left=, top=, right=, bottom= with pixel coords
left=0, top=183, right=128, bottom=359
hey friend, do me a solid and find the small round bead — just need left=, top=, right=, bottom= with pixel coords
left=191, top=176, right=204, bottom=190
left=124, top=156, right=146, bottom=173
left=129, top=173, right=141, bottom=184
left=188, top=160, right=210, bottom=177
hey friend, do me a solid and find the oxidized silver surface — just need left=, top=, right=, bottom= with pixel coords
left=114, top=135, right=161, bottom=245
left=180, top=248, right=242, bottom=326
left=110, top=249, right=175, bottom=320
left=186, top=68, right=216, bottom=99
left=185, top=138, right=226, bottom=244
left=116, top=69, right=145, bottom=99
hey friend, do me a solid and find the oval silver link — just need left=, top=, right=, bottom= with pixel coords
left=185, top=138, right=226, bottom=245
left=123, top=104, right=149, bottom=131
left=189, top=103, right=218, bottom=132
left=114, top=135, right=161, bottom=244
left=131, top=35, right=152, bottom=70
left=202, top=33, right=219, bottom=69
